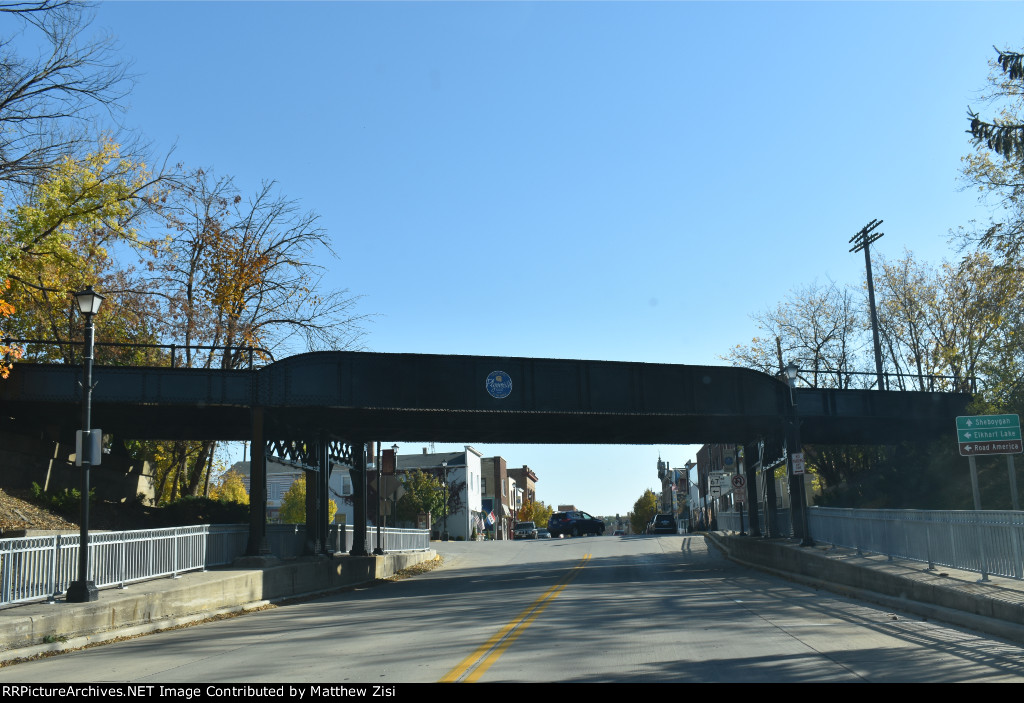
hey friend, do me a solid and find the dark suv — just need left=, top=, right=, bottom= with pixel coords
left=647, top=514, right=678, bottom=534
left=548, top=510, right=605, bottom=537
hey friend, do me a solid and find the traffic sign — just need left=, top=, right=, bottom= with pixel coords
left=957, top=415, right=1022, bottom=456
left=791, top=452, right=805, bottom=475
left=956, top=415, right=1019, bottom=430
left=731, top=474, right=747, bottom=504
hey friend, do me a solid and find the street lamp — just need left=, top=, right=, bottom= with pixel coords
left=66, top=285, right=104, bottom=603
left=441, top=460, right=448, bottom=541
left=373, top=442, right=386, bottom=556
left=785, top=362, right=813, bottom=547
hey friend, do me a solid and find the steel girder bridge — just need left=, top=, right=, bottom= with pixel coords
left=0, top=351, right=971, bottom=556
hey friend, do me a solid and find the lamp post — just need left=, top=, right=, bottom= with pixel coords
left=441, top=460, right=448, bottom=541
left=373, top=442, right=384, bottom=556
left=66, top=285, right=104, bottom=603
left=785, top=362, right=813, bottom=547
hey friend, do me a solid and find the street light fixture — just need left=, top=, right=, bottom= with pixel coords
left=785, top=362, right=813, bottom=547
left=66, top=285, right=104, bottom=603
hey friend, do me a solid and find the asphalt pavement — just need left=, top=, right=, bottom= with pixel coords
left=2, top=532, right=1024, bottom=666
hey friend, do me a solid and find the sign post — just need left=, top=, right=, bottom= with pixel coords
left=731, top=474, right=747, bottom=536
left=957, top=415, right=1022, bottom=511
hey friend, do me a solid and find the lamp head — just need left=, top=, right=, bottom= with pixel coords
left=785, top=361, right=799, bottom=384
left=74, top=286, right=104, bottom=316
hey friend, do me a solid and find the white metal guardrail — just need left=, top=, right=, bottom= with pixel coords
left=354, top=527, right=431, bottom=552
left=808, top=507, right=1024, bottom=581
left=1, top=523, right=429, bottom=608
left=716, top=507, right=793, bottom=538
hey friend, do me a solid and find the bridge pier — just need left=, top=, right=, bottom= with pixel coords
left=349, top=440, right=370, bottom=556
left=246, top=405, right=270, bottom=557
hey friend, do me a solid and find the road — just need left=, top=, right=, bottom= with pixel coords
left=2, top=535, right=1023, bottom=682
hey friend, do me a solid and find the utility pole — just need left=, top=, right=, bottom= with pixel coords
left=850, top=219, right=885, bottom=390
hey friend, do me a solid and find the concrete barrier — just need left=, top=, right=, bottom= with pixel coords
left=0, top=550, right=437, bottom=661
left=708, top=532, right=1024, bottom=645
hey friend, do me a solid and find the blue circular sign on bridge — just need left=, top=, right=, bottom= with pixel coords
left=486, top=371, right=513, bottom=399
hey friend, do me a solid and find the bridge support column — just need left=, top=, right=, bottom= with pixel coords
left=319, top=435, right=332, bottom=554
left=762, top=438, right=780, bottom=538
left=303, top=452, right=320, bottom=555
left=246, top=406, right=270, bottom=556
left=743, top=441, right=761, bottom=537
left=349, top=440, right=370, bottom=556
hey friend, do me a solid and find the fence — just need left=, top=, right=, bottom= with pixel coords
left=807, top=507, right=1024, bottom=581
left=716, top=506, right=792, bottom=538
left=1, top=523, right=429, bottom=608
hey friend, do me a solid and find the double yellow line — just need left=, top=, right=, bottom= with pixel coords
left=439, top=553, right=591, bottom=683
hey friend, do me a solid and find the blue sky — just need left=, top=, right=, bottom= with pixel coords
left=77, top=0, right=1024, bottom=516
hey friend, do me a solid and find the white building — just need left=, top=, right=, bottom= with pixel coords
left=230, top=458, right=351, bottom=522
left=397, top=446, right=483, bottom=540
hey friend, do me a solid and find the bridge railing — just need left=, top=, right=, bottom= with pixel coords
left=806, top=507, right=1024, bottom=581
left=1, top=523, right=430, bottom=609
left=718, top=506, right=1024, bottom=581
left=352, top=527, right=431, bottom=552
left=2, top=338, right=275, bottom=370
left=715, top=507, right=792, bottom=538
left=787, top=369, right=977, bottom=393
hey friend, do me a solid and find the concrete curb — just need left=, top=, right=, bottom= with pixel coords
left=0, top=550, right=438, bottom=663
left=706, top=533, right=1024, bottom=645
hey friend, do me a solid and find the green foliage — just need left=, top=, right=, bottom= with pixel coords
left=209, top=469, right=249, bottom=505
left=29, top=481, right=92, bottom=518
left=159, top=495, right=249, bottom=525
left=630, top=489, right=658, bottom=534
left=395, top=470, right=444, bottom=524
left=278, top=476, right=337, bottom=524
left=516, top=499, right=554, bottom=528
left=968, top=49, right=1024, bottom=160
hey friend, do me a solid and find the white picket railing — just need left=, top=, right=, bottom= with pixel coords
left=1, top=523, right=429, bottom=608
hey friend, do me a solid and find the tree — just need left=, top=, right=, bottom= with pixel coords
left=630, top=489, right=657, bottom=534
left=1, top=139, right=163, bottom=363
left=395, top=470, right=444, bottom=525
left=517, top=499, right=553, bottom=528
left=0, top=1, right=134, bottom=189
left=722, top=280, right=868, bottom=388
left=279, top=475, right=336, bottom=524
left=209, top=469, right=249, bottom=505
left=154, top=169, right=366, bottom=367
left=962, top=47, right=1024, bottom=257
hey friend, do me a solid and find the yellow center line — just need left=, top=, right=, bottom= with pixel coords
left=439, top=553, right=591, bottom=683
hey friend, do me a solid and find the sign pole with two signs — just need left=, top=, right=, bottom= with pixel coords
left=957, top=415, right=1022, bottom=511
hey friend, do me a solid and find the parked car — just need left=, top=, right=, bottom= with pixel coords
left=647, top=514, right=678, bottom=534
left=612, top=529, right=626, bottom=536
left=513, top=521, right=538, bottom=539
left=548, top=510, right=605, bottom=537
left=536, top=528, right=552, bottom=539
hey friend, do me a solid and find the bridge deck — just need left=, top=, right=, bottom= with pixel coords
left=0, top=351, right=969, bottom=445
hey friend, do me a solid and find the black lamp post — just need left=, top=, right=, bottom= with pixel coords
left=441, top=460, right=448, bottom=541
left=66, top=285, right=103, bottom=603
left=374, top=446, right=393, bottom=556
left=785, top=362, right=813, bottom=547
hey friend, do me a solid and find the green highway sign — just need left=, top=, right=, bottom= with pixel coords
left=956, top=414, right=1020, bottom=430
left=957, top=415, right=1022, bottom=456
left=957, top=427, right=1021, bottom=442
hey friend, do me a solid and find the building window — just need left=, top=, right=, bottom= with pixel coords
left=482, top=477, right=488, bottom=494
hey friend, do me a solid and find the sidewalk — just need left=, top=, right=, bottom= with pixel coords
left=0, top=549, right=437, bottom=665
left=707, top=531, right=1024, bottom=646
